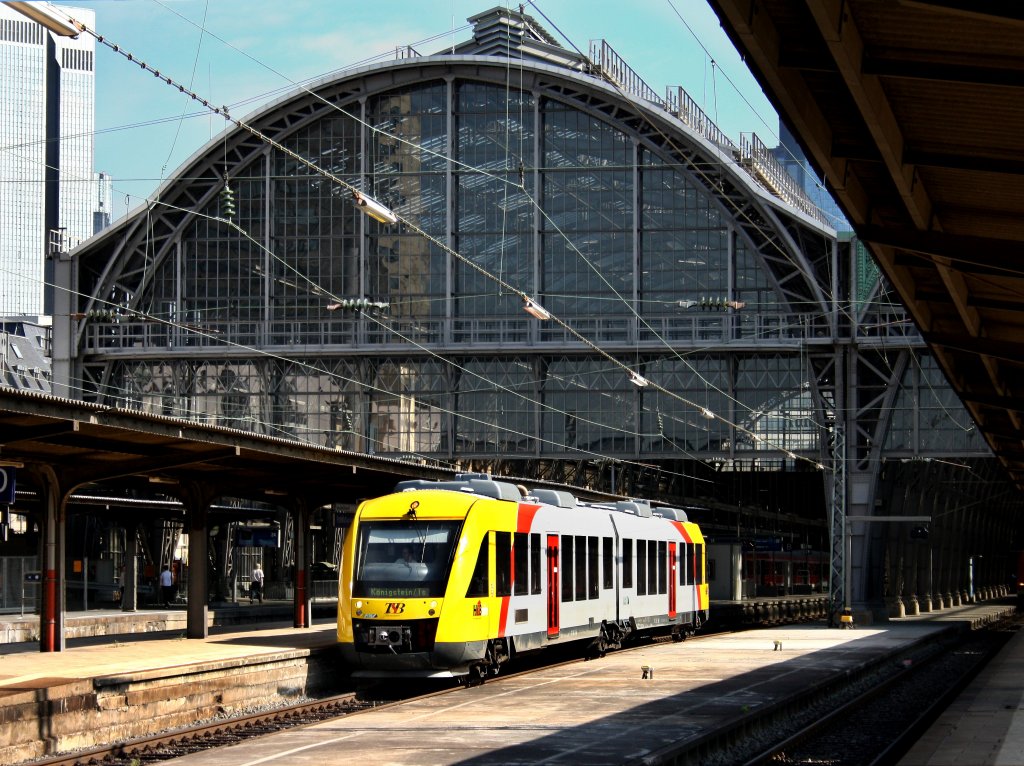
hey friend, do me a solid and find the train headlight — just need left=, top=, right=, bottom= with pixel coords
left=355, top=600, right=363, bottom=609
left=429, top=599, right=437, bottom=616
left=430, top=600, right=437, bottom=609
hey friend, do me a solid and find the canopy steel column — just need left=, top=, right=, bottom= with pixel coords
left=179, top=482, right=215, bottom=639
left=292, top=499, right=311, bottom=629
left=33, top=465, right=68, bottom=652
left=121, top=524, right=140, bottom=612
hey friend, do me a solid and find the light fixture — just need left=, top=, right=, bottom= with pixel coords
left=700, top=407, right=715, bottom=420
left=523, top=298, right=551, bottom=320
left=6, top=2, right=79, bottom=36
left=353, top=191, right=397, bottom=224
left=628, top=371, right=649, bottom=387
left=148, top=476, right=178, bottom=485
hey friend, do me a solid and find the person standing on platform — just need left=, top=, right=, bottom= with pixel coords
left=251, top=562, right=265, bottom=604
left=159, top=564, right=175, bottom=608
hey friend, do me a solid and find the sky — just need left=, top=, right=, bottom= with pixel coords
left=53, top=0, right=779, bottom=219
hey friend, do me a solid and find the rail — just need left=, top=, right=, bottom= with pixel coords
left=739, top=132, right=831, bottom=227
left=79, top=312, right=836, bottom=354
left=588, top=39, right=663, bottom=105
left=585, top=38, right=830, bottom=226
left=664, top=86, right=737, bottom=153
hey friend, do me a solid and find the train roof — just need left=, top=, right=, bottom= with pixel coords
left=391, top=475, right=691, bottom=523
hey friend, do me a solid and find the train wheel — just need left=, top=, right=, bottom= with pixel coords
left=468, top=663, right=487, bottom=686
left=671, top=627, right=685, bottom=642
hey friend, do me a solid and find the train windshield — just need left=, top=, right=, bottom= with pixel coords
left=353, top=520, right=462, bottom=598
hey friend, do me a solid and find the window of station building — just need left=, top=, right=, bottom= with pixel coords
left=530, top=533, right=542, bottom=595
left=454, top=359, right=536, bottom=455
left=708, top=558, right=717, bottom=582
left=657, top=540, right=667, bottom=595
left=574, top=535, right=587, bottom=600
left=495, top=531, right=512, bottom=597
left=543, top=357, right=637, bottom=456
left=466, top=535, right=489, bottom=598
left=623, top=538, right=633, bottom=589
left=513, top=532, right=528, bottom=596
left=636, top=540, right=647, bottom=596
left=561, top=535, right=574, bottom=603
left=602, top=537, right=613, bottom=589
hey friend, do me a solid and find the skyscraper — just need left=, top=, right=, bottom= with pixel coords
left=0, top=3, right=97, bottom=317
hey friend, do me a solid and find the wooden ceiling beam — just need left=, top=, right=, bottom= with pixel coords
left=803, top=0, right=934, bottom=229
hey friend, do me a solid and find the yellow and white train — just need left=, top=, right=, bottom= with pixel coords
left=337, top=474, right=708, bottom=680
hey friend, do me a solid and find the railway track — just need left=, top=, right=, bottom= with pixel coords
left=22, top=693, right=372, bottom=766
left=733, top=614, right=1022, bottom=766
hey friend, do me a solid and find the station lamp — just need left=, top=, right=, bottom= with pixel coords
left=628, top=371, right=649, bottom=387
left=353, top=191, right=397, bottom=225
left=523, top=298, right=551, bottom=320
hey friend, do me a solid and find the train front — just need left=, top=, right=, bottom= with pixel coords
left=337, top=489, right=485, bottom=677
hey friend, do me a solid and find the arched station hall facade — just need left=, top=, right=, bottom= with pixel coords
left=51, top=9, right=1019, bottom=617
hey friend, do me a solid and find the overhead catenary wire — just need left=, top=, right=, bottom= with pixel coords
left=48, top=4, right=884, bottom=460
left=59, top=12, right=832, bottom=471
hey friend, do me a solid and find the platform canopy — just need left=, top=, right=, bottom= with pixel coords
left=708, top=0, right=1024, bottom=488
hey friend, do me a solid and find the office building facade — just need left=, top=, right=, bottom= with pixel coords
left=0, top=3, right=97, bottom=317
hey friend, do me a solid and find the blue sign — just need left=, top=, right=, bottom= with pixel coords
left=0, top=467, right=15, bottom=505
left=236, top=526, right=280, bottom=548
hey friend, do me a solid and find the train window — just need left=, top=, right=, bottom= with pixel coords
left=683, top=543, right=694, bottom=586
left=496, top=531, right=512, bottom=597
left=466, top=536, right=488, bottom=598
left=514, top=532, right=529, bottom=596
left=353, top=520, right=463, bottom=598
left=623, top=539, right=633, bottom=589
left=678, top=544, right=686, bottom=586
left=561, top=535, right=574, bottom=602
left=575, top=535, right=587, bottom=600
left=588, top=536, right=599, bottom=599
left=637, top=540, right=647, bottom=596
left=657, top=540, right=667, bottom=595
left=530, top=533, right=541, bottom=594
left=695, top=543, right=705, bottom=585
left=648, top=540, right=658, bottom=595
left=602, top=537, right=613, bottom=589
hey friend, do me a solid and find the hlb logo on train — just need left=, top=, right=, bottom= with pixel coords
left=385, top=602, right=405, bottom=614
left=0, top=467, right=15, bottom=505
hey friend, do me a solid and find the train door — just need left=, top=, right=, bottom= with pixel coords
left=546, top=534, right=559, bottom=638
left=668, top=541, right=677, bottom=619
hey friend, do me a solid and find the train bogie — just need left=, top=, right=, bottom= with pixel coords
left=338, top=475, right=708, bottom=678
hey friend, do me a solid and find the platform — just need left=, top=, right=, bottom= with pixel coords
left=0, top=618, right=341, bottom=765
left=155, top=603, right=1018, bottom=766
left=898, top=619, right=1024, bottom=766
left=0, top=602, right=337, bottom=644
